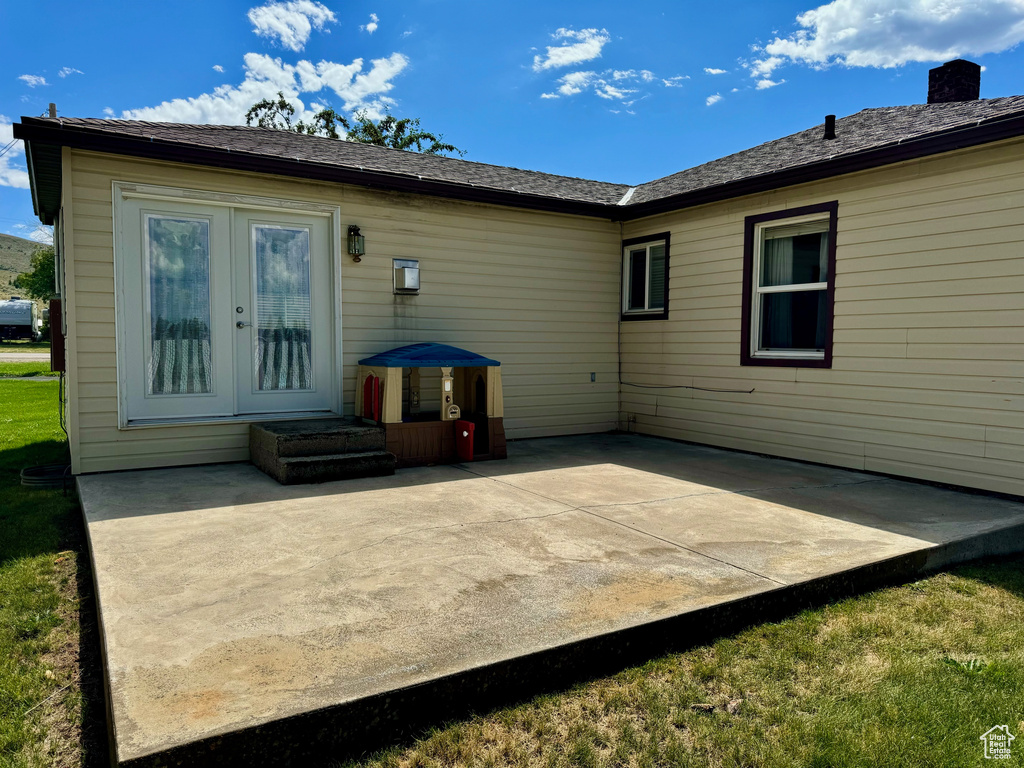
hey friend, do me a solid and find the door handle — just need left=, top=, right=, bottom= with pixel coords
left=236, top=321, right=252, bottom=329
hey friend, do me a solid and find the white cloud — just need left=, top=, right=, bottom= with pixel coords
left=103, top=107, right=115, bottom=117
left=532, top=28, right=611, bottom=71
left=749, top=56, right=784, bottom=78
left=248, top=0, right=336, bottom=52
left=704, top=67, right=728, bottom=75
left=58, top=67, right=83, bottom=78
left=756, top=78, right=785, bottom=89
left=532, top=27, right=685, bottom=108
left=27, top=225, right=53, bottom=244
left=213, top=64, right=225, bottom=73
left=541, top=67, right=688, bottom=104
left=0, top=117, right=30, bottom=189
left=751, top=0, right=1024, bottom=78
left=595, top=82, right=635, bottom=100
left=119, top=52, right=409, bottom=124
left=706, top=93, right=723, bottom=106
left=362, top=13, right=379, bottom=34
left=18, top=74, right=48, bottom=88
left=7, top=223, right=52, bottom=244
left=545, top=70, right=597, bottom=97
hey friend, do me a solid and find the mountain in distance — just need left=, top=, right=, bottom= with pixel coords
left=0, top=232, right=45, bottom=301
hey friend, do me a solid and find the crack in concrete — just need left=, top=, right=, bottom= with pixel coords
left=579, top=478, right=887, bottom=511
left=579, top=508, right=788, bottom=586
left=449, top=464, right=802, bottom=586
left=156, top=471, right=887, bottom=619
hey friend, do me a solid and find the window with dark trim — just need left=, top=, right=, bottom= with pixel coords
left=741, top=202, right=837, bottom=368
left=621, top=232, right=670, bottom=320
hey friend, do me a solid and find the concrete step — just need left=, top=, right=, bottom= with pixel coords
left=263, top=450, right=397, bottom=485
left=250, top=418, right=393, bottom=485
left=250, top=418, right=385, bottom=459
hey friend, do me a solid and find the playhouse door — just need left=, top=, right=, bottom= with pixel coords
left=232, top=210, right=335, bottom=415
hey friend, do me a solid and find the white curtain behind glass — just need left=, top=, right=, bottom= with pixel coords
left=146, top=217, right=213, bottom=395
left=815, top=232, right=829, bottom=349
left=762, top=237, right=794, bottom=347
left=254, top=226, right=313, bottom=391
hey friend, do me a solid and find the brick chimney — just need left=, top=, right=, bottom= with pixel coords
left=928, top=59, right=981, bottom=104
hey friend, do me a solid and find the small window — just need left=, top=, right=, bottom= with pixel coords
left=742, top=202, right=837, bottom=368
left=622, top=233, right=670, bottom=320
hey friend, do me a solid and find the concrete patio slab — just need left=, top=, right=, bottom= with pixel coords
left=78, top=433, right=1024, bottom=767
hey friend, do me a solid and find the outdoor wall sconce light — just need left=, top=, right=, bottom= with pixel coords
left=347, top=225, right=366, bottom=262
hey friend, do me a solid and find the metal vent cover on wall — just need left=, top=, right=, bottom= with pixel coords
left=394, top=259, right=420, bottom=294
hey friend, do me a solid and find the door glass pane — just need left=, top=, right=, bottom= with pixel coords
left=146, top=216, right=212, bottom=395
left=648, top=244, right=665, bottom=310
left=628, top=249, right=647, bottom=310
left=253, top=226, right=312, bottom=391
left=760, top=290, right=827, bottom=350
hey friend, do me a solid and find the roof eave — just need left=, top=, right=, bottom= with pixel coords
left=620, top=112, right=1024, bottom=220
left=14, top=111, right=1024, bottom=224
left=22, top=139, right=43, bottom=222
left=13, top=119, right=616, bottom=220
left=14, top=122, right=61, bottom=226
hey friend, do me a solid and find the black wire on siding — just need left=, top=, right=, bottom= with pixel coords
left=621, top=382, right=755, bottom=394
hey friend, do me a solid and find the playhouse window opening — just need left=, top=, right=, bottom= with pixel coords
left=402, top=367, right=441, bottom=422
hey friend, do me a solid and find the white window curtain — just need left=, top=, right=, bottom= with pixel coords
left=763, top=236, right=794, bottom=347
left=146, top=217, right=213, bottom=395
left=255, top=327, right=312, bottom=390
left=815, top=232, right=830, bottom=349
left=253, top=226, right=313, bottom=391
left=150, top=320, right=213, bottom=394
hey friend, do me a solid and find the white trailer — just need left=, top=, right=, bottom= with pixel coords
left=0, top=297, right=40, bottom=341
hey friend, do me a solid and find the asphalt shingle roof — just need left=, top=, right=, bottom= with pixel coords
left=20, top=95, right=1024, bottom=213
left=630, top=96, right=1024, bottom=205
left=40, top=117, right=632, bottom=206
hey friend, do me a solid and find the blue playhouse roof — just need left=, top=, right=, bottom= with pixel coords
left=358, top=343, right=500, bottom=368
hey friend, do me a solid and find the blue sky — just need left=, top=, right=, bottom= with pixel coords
left=3, top=0, right=1024, bottom=242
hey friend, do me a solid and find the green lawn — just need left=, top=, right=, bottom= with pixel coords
left=342, top=562, right=1024, bottom=768
left=0, top=381, right=1021, bottom=767
left=0, top=362, right=59, bottom=379
left=0, top=381, right=103, bottom=768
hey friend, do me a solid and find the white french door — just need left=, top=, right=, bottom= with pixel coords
left=117, top=192, right=337, bottom=425
left=231, top=210, right=333, bottom=415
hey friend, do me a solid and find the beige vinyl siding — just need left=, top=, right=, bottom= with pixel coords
left=620, top=137, right=1024, bottom=497
left=66, top=150, right=621, bottom=473
left=60, top=148, right=82, bottom=468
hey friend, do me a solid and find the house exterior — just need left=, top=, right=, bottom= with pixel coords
left=14, top=61, right=1024, bottom=496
